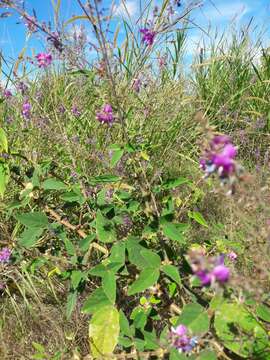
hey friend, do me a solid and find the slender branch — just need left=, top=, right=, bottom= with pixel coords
left=44, top=206, right=109, bottom=256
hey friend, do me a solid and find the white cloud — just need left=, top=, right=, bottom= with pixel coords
left=113, top=1, right=138, bottom=18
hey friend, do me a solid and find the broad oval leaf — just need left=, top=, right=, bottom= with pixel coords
left=42, top=178, right=67, bottom=190
left=161, top=264, right=181, bottom=285
left=18, top=227, right=44, bottom=248
left=82, top=288, right=112, bottom=314
left=89, top=306, right=120, bottom=358
left=162, top=223, right=186, bottom=243
left=96, top=210, right=117, bottom=243
left=176, top=303, right=209, bottom=335
left=127, top=268, right=160, bottom=296
left=17, top=212, right=48, bottom=229
left=214, top=302, right=269, bottom=358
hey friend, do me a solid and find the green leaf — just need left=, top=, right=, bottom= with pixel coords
left=162, top=177, right=189, bottom=190
left=17, top=212, right=48, bottom=229
left=66, top=291, right=77, bottom=319
left=142, top=330, right=159, bottom=350
left=118, top=335, right=133, bottom=348
left=188, top=211, right=208, bottom=227
left=0, top=163, right=9, bottom=197
left=89, top=264, right=108, bottom=277
left=90, top=174, right=121, bottom=184
left=196, top=350, right=217, bottom=360
left=60, top=232, right=76, bottom=256
left=126, top=237, right=150, bottom=270
left=127, top=268, right=160, bottom=296
left=214, top=302, right=269, bottom=358
left=96, top=210, right=117, bottom=243
left=162, top=223, right=186, bottom=243
left=0, top=128, right=8, bottom=152
left=161, top=264, right=181, bottom=285
left=111, top=149, right=124, bottom=167
left=79, top=233, right=96, bottom=252
left=32, top=342, right=45, bottom=353
left=61, top=191, right=84, bottom=204
left=177, top=303, right=209, bottom=335
left=82, top=288, right=112, bottom=314
left=119, top=309, right=133, bottom=337
left=140, top=249, right=161, bottom=269
left=71, top=270, right=84, bottom=289
left=257, top=304, right=270, bottom=322
left=170, top=349, right=188, bottom=359
left=109, top=241, right=126, bottom=265
left=102, top=271, right=116, bottom=303
left=42, top=178, right=67, bottom=190
left=89, top=306, right=120, bottom=358
left=18, top=227, right=44, bottom=248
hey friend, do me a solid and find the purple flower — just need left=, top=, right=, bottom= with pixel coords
left=170, top=325, right=197, bottom=353
left=140, top=28, right=156, bottom=46
left=132, top=78, right=142, bottom=93
left=17, top=81, right=28, bottom=95
left=196, top=270, right=212, bottom=286
left=24, top=15, right=38, bottom=33
left=72, top=105, right=81, bottom=117
left=172, top=325, right=187, bottom=337
left=212, top=265, right=230, bottom=283
left=0, top=247, right=11, bottom=263
left=227, top=251, right=237, bottom=261
left=22, top=102, right=31, bottom=119
left=189, top=251, right=230, bottom=287
left=96, top=103, right=115, bottom=124
left=36, top=52, right=52, bottom=68
left=200, top=134, right=240, bottom=187
left=4, top=89, right=12, bottom=98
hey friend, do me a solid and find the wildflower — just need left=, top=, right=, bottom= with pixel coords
left=47, top=32, right=63, bottom=53
left=58, top=104, right=66, bottom=114
left=0, top=247, right=11, bottom=263
left=36, top=52, right=52, bottom=68
left=96, top=104, right=115, bottom=124
left=71, top=105, right=81, bottom=117
left=3, top=89, right=12, bottom=98
left=200, top=134, right=242, bottom=194
left=140, top=28, right=156, bottom=46
left=17, top=81, right=28, bottom=95
left=22, top=101, right=31, bottom=119
left=188, top=251, right=230, bottom=287
left=158, top=55, right=167, bottom=68
left=24, top=15, right=37, bottom=33
left=170, top=324, right=197, bottom=353
left=132, top=78, right=142, bottom=93
left=227, top=251, right=237, bottom=261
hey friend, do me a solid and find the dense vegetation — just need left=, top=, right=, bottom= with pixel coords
left=0, top=0, right=269, bottom=359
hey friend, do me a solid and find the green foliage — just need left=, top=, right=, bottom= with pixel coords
left=214, top=302, right=269, bottom=358
left=89, top=306, right=120, bottom=359
left=176, top=303, right=210, bottom=335
left=0, top=2, right=269, bottom=358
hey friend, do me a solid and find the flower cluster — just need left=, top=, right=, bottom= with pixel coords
left=3, top=89, right=12, bottom=98
left=188, top=250, right=230, bottom=287
left=22, top=101, right=31, bottom=119
left=200, top=135, right=243, bottom=194
left=169, top=325, right=197, bottom=353
left=140, top=28, right=156, bottom=46
left=71, top=105, right=81, bottom=117
left=36, top=52, right=52, bottom=68
left=24, top=14, right=38, bottom=33
left=0, top=247, right=11, bottom=263
left=96, top=104, right=115, bottom=124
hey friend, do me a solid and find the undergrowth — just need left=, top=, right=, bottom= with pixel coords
left=0, top=0, right=269, bottom=359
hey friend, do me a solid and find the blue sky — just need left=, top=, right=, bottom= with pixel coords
left=0, top=0, right=269, bottom=63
